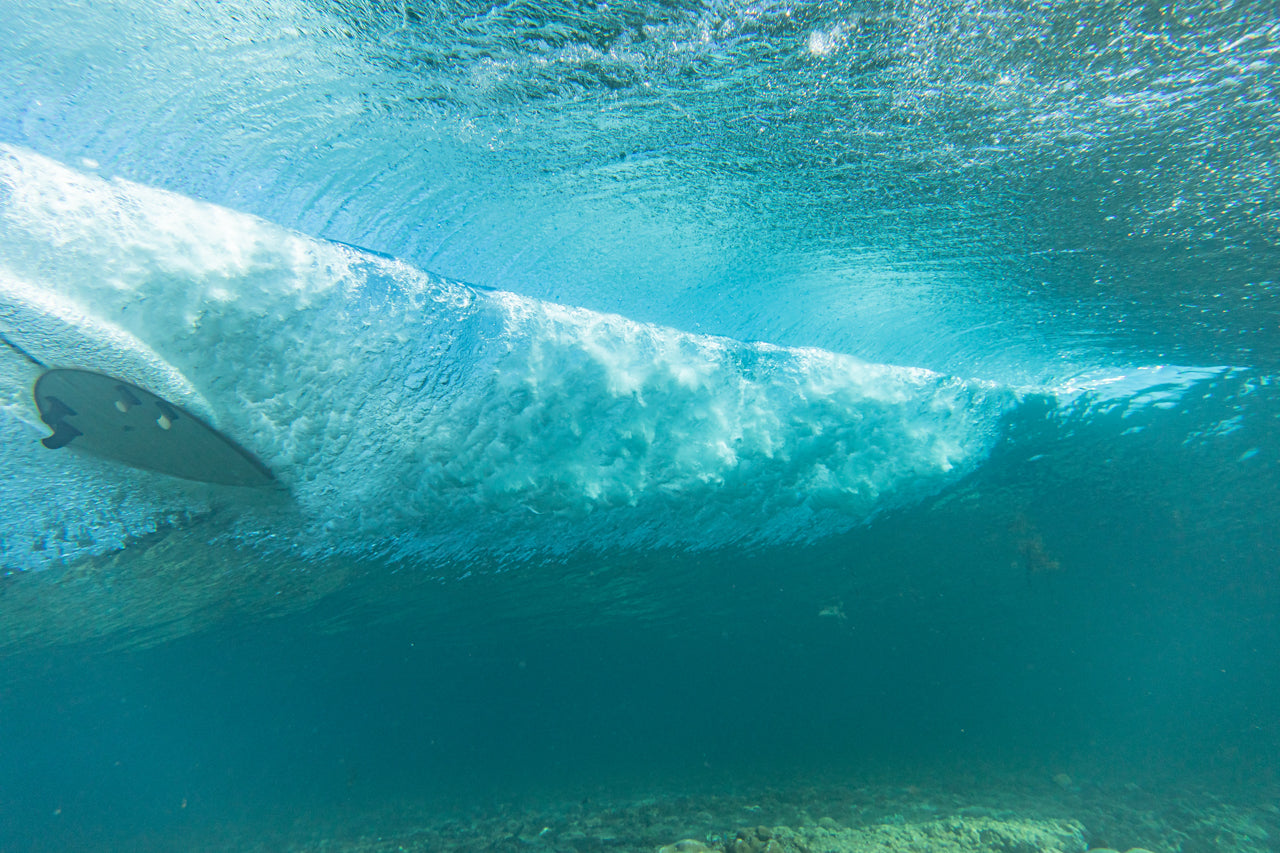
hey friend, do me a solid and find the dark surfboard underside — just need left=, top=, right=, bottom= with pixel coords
left=33, top=369, right=274, bottom=487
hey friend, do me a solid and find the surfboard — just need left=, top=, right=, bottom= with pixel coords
left=33, top=368, right=274, bottom=487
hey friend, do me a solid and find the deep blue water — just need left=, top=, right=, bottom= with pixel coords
left=1, top=1, right=1278, bottom=851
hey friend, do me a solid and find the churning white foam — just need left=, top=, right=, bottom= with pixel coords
left=0, top=146, right=1014, bottom=571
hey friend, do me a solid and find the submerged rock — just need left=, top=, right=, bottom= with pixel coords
left=729, top=825, right=779, bottom=853
left=658, top=841, right=718, bottom=853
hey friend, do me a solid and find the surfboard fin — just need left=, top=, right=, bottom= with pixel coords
left=39, top=395, right=84, bottom=449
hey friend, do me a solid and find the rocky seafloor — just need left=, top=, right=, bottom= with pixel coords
left=202, top=770, right=1277, bottom=853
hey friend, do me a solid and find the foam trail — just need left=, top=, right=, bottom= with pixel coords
left=0, top=146, right=1014, bottom=571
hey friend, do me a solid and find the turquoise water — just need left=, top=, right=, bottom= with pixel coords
left=0, top=1, right=1277, bottom=851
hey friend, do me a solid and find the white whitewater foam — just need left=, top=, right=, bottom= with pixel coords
left=0, top=145, right=1014, bottom=571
